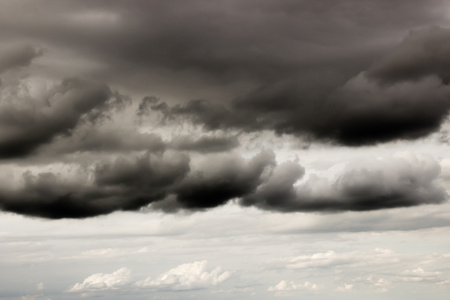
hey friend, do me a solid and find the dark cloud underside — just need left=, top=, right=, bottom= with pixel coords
left=153, top=26, right=450, bottom=146
left=0, top=0, right=449, bottom=218
left=0, top=151, right=445, bottom=219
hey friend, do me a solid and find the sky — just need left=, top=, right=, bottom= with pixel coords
left=1, top=0, right=450, bottom=299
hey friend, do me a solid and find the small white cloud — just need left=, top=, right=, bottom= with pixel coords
left=136, top=260, right=231, bottom=290
left=285, top=248, right=397, bottom=270
left=36, top=282, right=44, bottom=291
left=287, top=251, right=351, bottom=269
left=268, top=280, right=319, bottom=292
left=336, top=283, right=354, bottom=292
left=20, top=282, right=49, bottom=300
left=353, top=275, right=391, bottom=292
left=68, top=267, right=132, bottom=293
left=81, top=248, right=119, bottom=257
left=136, top=247, right=149, bottom=254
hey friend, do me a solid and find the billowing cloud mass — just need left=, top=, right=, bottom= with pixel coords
left=241, top=152, right=447, bottom=212
left=3, top=2, right=450, bottom=299
left=0, top=149, right=446, bottom=218
left=154, top=26, right=450, bottom=145
left=0, top=0, right=449, bottom=219
left=0, top=77, right=118, bottom=158
left=69, top=261, right=231, bottom=294
left=68, top=267, right=132, bottom=293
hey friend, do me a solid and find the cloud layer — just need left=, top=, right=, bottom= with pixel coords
left=154, top=26, right=450, bottom=146
left=69, top=261, right=231, bottom=294
left=0, top=1, right=449, bottom=219
left=0, top=149, right=445, bottom=218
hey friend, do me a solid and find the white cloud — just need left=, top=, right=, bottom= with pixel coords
left=20, top=282, right=50, bottom=300
left=336, top=283, right=354, bottom=292
left=36, top=282, right=44, bottom=291
left=351, top=275, right=392, bottom=292
left=287, top=250, right=352, bottom=269
left=285, top=248, right=397, bottom=270
left=396, top=267, right=442, bottom=282
left=80, top=248, right=120, bottom=257
left=68, top=267, right=132, bottom=293
left=136, top=260, right=231, bottom=290
left=268, top=280, right=319, bottom=292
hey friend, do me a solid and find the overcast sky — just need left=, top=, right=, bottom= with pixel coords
left=1, top=1, right=450, bottom=299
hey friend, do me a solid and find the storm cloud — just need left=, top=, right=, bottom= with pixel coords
left=0, top=151, right=191, bottom=218
left=0, top=1, right=449, bottom=219
left=241, top=153, right=447, bottom=212
left=0, top=150, right=446, bottom=219
left=154, top=26, right=450, bottom=146
left=0, top=44, right=41, bottom=74
left=0, top=77, right=117, bottom=158
left=2, top=1, right=450, bottom=147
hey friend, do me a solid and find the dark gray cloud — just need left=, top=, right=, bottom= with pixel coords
left=158, top=149, right=276, bottom=211
left=1, top=1, right=449, bottom=146
left=0, top=151, right=445, bottom=219
left=169, top=135, right=239, bottom=153
left=0, top=151, right=272, bottom=218
left=0, top=151, right=190, bottom=218
left=154, top=27, right=450, bottom=145
left=0, top=44, right=41, bottom=74
left=0, top=0, right=446, bottom=98
left=367, top=26, right=450, bottom=84
left=0, top=1, right=449, bottom=219
left=0, top=78, right=118, bottom=158
left=3, top=0, right=443, bottom=78
left=41, top=129, right=165, bottom=155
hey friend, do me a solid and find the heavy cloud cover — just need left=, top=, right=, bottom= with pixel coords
left=0, top=1, right=450, bottom=218
left=2, top=1, right=450, bottom=146
left=153, top=26, right=450, bottom=145
left=0, top=77, right=117, bottom=158
left=2, top=1, right=449, bottom=145
left=0, top=44, right=41, bottom=75
left=0, top=150, right=446, bottom=219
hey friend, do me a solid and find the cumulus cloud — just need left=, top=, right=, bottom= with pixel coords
left=1, top=2, right=450, bottom=148
left=0, top=151, right=191, bottom=218
left=136, top=260, right=231, bottom=290
left=153, top=149, right=275, bottom=212
left=0, top=150, right=274, bottom=218
left=68, top=267, right=132, bottom=292
left=0, top=2, right=448, bottom=220
left=68, top=261, right=230, bottom=294
left=269, top=248, right=449, bottom=293
left=0, top=150, right=446, bottom=218
left=148, top=26, right=450, bottom=146
left=241, top=152, right=447, bottom=212
left=0, top=77, right=119, bottom=158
